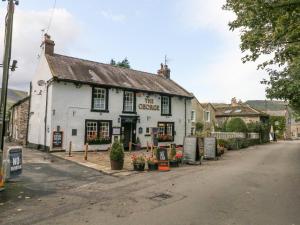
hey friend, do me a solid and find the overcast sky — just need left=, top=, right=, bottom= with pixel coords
left=0, top=0, right=268, bottom=103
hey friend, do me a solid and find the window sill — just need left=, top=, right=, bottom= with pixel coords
left=122, top=111, right=137, bottom=114
left=91, top=109, right=109, bottom=113
left=161, top=114, right=172, bottom=117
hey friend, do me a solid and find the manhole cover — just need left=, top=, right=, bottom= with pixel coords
left=149, top=193, right=172, bottom=201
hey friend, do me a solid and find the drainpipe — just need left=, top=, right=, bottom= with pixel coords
left=25, top=82, right=32, bottom=146
left=44, top=82, right=50, bottom=152
left=184, top=98, right=187, bottom=136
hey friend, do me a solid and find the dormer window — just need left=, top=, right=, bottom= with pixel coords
left=91, top=87, right=109, bottom=112
left=161, top=95, right=172, bottom=116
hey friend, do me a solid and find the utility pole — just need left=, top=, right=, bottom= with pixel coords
left=0, top=0, right=19, bottom=191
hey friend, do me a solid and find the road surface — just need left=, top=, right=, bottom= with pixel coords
left=0, top=141, right=299, bottom=225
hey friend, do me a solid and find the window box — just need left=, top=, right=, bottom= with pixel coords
left=85, top=120, right=112, bottom=145
left=158, top=122, right=175, bottom=142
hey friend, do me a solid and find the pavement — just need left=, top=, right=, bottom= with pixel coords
left=0, top=141, right=300, bottom=225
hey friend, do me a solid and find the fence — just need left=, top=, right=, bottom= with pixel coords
left=211, top=132, right=260, bottom=140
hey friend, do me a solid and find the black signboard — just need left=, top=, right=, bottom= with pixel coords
left=157, top=148, right=168, bottom=161
left=53, top=131, right=63, bottom=148
left=8, top=147, right=22, bottom=178
left=204, top=137, right=217, bottom=159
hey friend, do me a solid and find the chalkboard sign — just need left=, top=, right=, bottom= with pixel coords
left=157, top=148, right=168, bottom=161
left=157, top=148, right=170, bottom=171
left=8, top=147, right=22, bottom=178
left=53, top=131, right=63, bottom=148
left=183, top=136, right=197, bottom=164
left=204, top=137, right=217, bottom=159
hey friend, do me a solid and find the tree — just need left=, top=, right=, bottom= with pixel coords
left=223, top=0, right=300, bottom=113
left=226, top=118, right=248, bottom=133
left=110, top=59, right=116, bottom=66
left=195, top=122, right=204, bottom=133
left=110, top=58, right=131, bottom=69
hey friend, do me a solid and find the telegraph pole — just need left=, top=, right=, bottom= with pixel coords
left=0, top=0, right=18, bottom=191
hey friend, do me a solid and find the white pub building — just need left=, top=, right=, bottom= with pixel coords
left=27, top=35, right=193, bottom=151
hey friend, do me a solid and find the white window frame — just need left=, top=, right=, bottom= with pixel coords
left=93, top=87, right=107, bottom=111
left=204, top=111, right=211, bottom=122
left=191, top=110, right=196, bottom=122
left=161, top=96, right=170, bottom=115
left=124, top=91, right=134, bottom=112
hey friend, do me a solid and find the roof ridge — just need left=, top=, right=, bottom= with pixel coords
left=53, top=53, right=162, bottom=78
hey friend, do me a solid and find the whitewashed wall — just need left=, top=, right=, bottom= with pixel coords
left=49, top=82, right=192, bottom=151
left=27, top=54, right=53, bottom=148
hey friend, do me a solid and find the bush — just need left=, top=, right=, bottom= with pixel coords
left=219, top=138, right=260, bottom=150
left=110, top=141, right=124, bottom=162
left=226, top=118, right=248, bottom=133
left=196, top=122, right=204, bottom=133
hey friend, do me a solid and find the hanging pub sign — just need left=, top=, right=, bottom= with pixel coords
left=53, top=131, right=63, bottom=148
left=8, top=147, right=22, bottom=179
left=157, top=148, right=170, bottom=171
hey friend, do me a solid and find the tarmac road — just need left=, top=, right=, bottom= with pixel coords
left=1, top=141, right=300, bottom=225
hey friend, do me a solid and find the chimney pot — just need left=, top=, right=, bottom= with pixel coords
left=41, top=33, right=55, bottom=55
left=157, top=63, right=171, bottom=79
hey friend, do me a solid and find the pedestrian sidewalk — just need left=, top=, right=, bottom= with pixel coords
left=52, top=150, right=151, bottom=177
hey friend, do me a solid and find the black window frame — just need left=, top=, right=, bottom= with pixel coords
left=161, top=95, right=172, bottom=116
left=157, top=122, right=175, bottom=142
left=85, top=120, right=113, bottom=145
left=91, top=86, right=109, bottom=113
left=122, top=90, right=136, bottom=114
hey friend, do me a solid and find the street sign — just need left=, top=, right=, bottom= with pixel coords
left=8, top=146, right=22, bottom=178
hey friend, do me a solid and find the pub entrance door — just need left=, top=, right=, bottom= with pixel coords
left=121, top=116, right=137, bottom=151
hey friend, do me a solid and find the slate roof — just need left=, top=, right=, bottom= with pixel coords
left=215, top=104, right=268, bottom=117
left=46, top=54, right=193, bottom=98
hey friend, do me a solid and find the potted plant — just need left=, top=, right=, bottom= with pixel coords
left=175, top=152, right=183, bottom=164
left=147, top=157, right=158, bottom=171
left=132, top=154, right=146, bottom=171
left=135, top=137, right=141, bottom=151
left=169, top=145, right=179, bottom=167
left=110, top=141, right=124, bottom=170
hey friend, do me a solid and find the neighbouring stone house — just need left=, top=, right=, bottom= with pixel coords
left=9, top=96, right=30, bottom=146
left=191, top=97, right=216, bottom=135
left=214, top=98, right=269, bottom=128
left=27, top=34, right=193, bottom=152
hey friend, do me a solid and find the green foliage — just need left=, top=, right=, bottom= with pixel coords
left=247, top=122, right=261, bottom=133
left=195, top=122, right=204, bottom=133
left=223, top=1, right=300, bottom=114
left=219, top=138, right=261, bottom=150
left=270, top=116, right=286, bottom=139
left=110, top=141, right=124, bottom=162
left=226, top=118, right=248, bottom=133
left=110, top=57, right=131, bottom=69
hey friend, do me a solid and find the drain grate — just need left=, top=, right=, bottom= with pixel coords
left=149, top=193, right=172, bottom=201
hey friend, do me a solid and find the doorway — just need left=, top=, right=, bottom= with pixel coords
left=121, top=116, right=137, bottom=150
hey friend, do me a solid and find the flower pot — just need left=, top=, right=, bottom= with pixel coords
left=169, top=160, right=179, bottom=167
left=148, top=163, right=158, bottom=171
left=110, top=160, right=124, bottom=170
left=133, top=163, right=145, bottom=171
left=135, top=144, right=141, bottom=151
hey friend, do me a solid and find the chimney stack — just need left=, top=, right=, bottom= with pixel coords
left=41, top=33, right=55, bottom=55
left=231, top=97, right=239, bottom=107
left=157, top=63, right=171, bottom=79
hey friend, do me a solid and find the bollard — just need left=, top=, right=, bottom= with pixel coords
left=68, top=141, right=72, bottom=157
left=84, top=144, right=88, bottom=161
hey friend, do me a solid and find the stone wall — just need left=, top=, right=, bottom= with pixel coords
left=11, top=98, right=29, bottom=146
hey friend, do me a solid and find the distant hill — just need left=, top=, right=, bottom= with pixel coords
left=0, top=88, right=28, bottom=111
left=246, top=100, right=288, bottom=111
